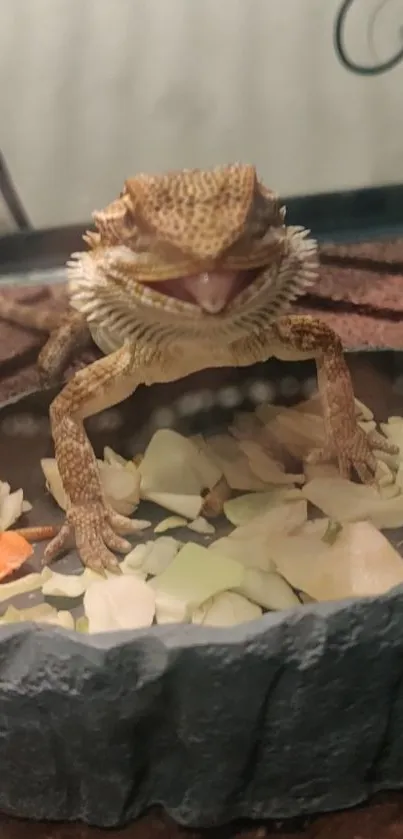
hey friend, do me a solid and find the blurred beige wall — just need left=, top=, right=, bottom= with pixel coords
left=0, top=0, right=402, bottom=229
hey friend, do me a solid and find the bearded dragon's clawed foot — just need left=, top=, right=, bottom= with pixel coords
left=306, top=426, right=398, bottom=484
left=43, top=502, right=138, bottom=576
left=272, top=315, right=398, bottom=485
left=306, top=429, right=394, bottom=485
left=44, top=344, right=143, bottom=572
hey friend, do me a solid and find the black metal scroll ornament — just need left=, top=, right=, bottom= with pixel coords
left=334, top=0, right=403, bottom=76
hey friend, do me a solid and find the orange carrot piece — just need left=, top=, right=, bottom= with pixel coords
left=0, top=531, right=34, bottom=581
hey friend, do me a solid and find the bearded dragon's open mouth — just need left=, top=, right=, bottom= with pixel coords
left=143, top=270, right=259, bottom=314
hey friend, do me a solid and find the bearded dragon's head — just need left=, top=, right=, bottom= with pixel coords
left=72, top=163, right=317, bottom=334
left=125, top=163, right=285, bottom=260
left=88, top=163, right=292, bottom=315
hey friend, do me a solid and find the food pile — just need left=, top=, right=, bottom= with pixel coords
left=1, top=394, right=403, bottom=633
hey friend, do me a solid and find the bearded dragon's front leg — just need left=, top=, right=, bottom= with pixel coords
left=43, top=343, right=148, bottom=574
left=37, top=310, right=90, bottom=383
left=271, top=315, right=397, bottom=484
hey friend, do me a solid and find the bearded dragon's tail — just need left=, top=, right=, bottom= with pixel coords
left=0, top=298, right=90, bottom=382
left=0, top=297, right=62, bottom=333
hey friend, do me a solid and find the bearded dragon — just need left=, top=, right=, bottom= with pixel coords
left=0, top=163, right=396, bottom=574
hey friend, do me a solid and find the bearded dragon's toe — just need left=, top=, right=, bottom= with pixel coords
left=336, top=430, right=378, bottom=484
left=43, top=502, right=138, bottom=572
left=108, top=509, right=151, bottom=535
left=43, top=520, right=71, bottom=565
left=305, top=445, right=333, bottom=465
left=102, top=527, right=132, bottom=554
left=307, top=424, right=392, bottom=486
left=352, top=460, right=378, bottom=485
left=366, top=429, right=399, bottom=457
left=329, top=423, right=395, bottom=487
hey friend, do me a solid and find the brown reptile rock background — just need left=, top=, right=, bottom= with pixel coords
left=1, top=237, right=403, bottom=837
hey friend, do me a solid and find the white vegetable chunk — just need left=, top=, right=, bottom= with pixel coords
left=84, top=576, right=156, bottom=632
left=210, top=500, right=307, bottom=572
left=141, top=537, right=181, bottom=576
left=236, top=568, right=300, bottom=610
left=0, top=482, right=26, bottom=530
left=272, top=521, right=403, bottom=601
left=150, top=543, right=244, bottom=618
left=187, top=517, right=216, bottom=534
left=41, top=457, right=143, bottom=517
left=303, top=477, right=403, bottom=529
left=144, top=491, right=203, bottom=519
left=223, top=489, right=303, bottom=526
left=139, top=430, right=222, bottom=496
left=192, top=591, right=262, bottom=626
left=154, top=516, right=188, bottom=533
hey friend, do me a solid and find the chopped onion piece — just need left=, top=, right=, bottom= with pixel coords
left=154, top=516, right=188, bottom=533
left=264, top=409, right=326, bottom=460
left=197, top=434, right=267, bottom=491
left=41, top=458, right=68, bottom=509
left=139, top=429, right=222, bottom=496
left=187, top=517, right=215, bottom=534
left=75, top=616, right=89, bottom=633
left=210, top=500, right=307, bottom=572
left=141, top=537, right=181, bottom=576
left=0, top=605, right=25, bottom=623
left=41, top=458, right=142, bottom=516
left=57, top=610, right=75, bottom=630
left=0, top=602, right=56, bottom=623
left=374, top=448, right=401, bottom=471
left=84, top=576, right=156, bottom=632
left=224, top=488, right=303, bottom=526
left=0, top=572, right=43, bottom=602
left=149, top=543, right=244, bottom=616
left=272, top=521, right=403, bottom=601
left=103, top=447, right=129, bottom=468
left=0, top=483, right=25, bottom=531
left=154, top=592, right=190, bottom=624
left=192, top=591, right=262, bottom=626
left=209, top=535, right=274, bottom=571
left=298, top=591, right=317, bottom=604
left=303, top=477, right=403, bottom=529
left=118, top=558, right=147, bottom=579
left=236, top=439, right=304, bottom=485
left=41, top=560, right=147, bottom=599
left=120, top=544, right=149, bottom=569
left=236, top=568, right=301, bottom=610
left=98, top=462, right=140, bottom=515
left=42, top=570, right=88, bottom=599
left=40, top=610, right=75, bottom=630
left=144, top=491, right=202, bottom=519
left=303, top=462, right=341, bottom=481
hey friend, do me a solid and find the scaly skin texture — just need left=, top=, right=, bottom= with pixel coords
left=0, top=164, right=397, bottom=573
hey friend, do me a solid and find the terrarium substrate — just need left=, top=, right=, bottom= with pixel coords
left=1, top=354, right=403, bottom=827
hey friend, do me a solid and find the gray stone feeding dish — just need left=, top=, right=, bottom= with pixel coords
left=0, top=352, right=403, bottom=829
